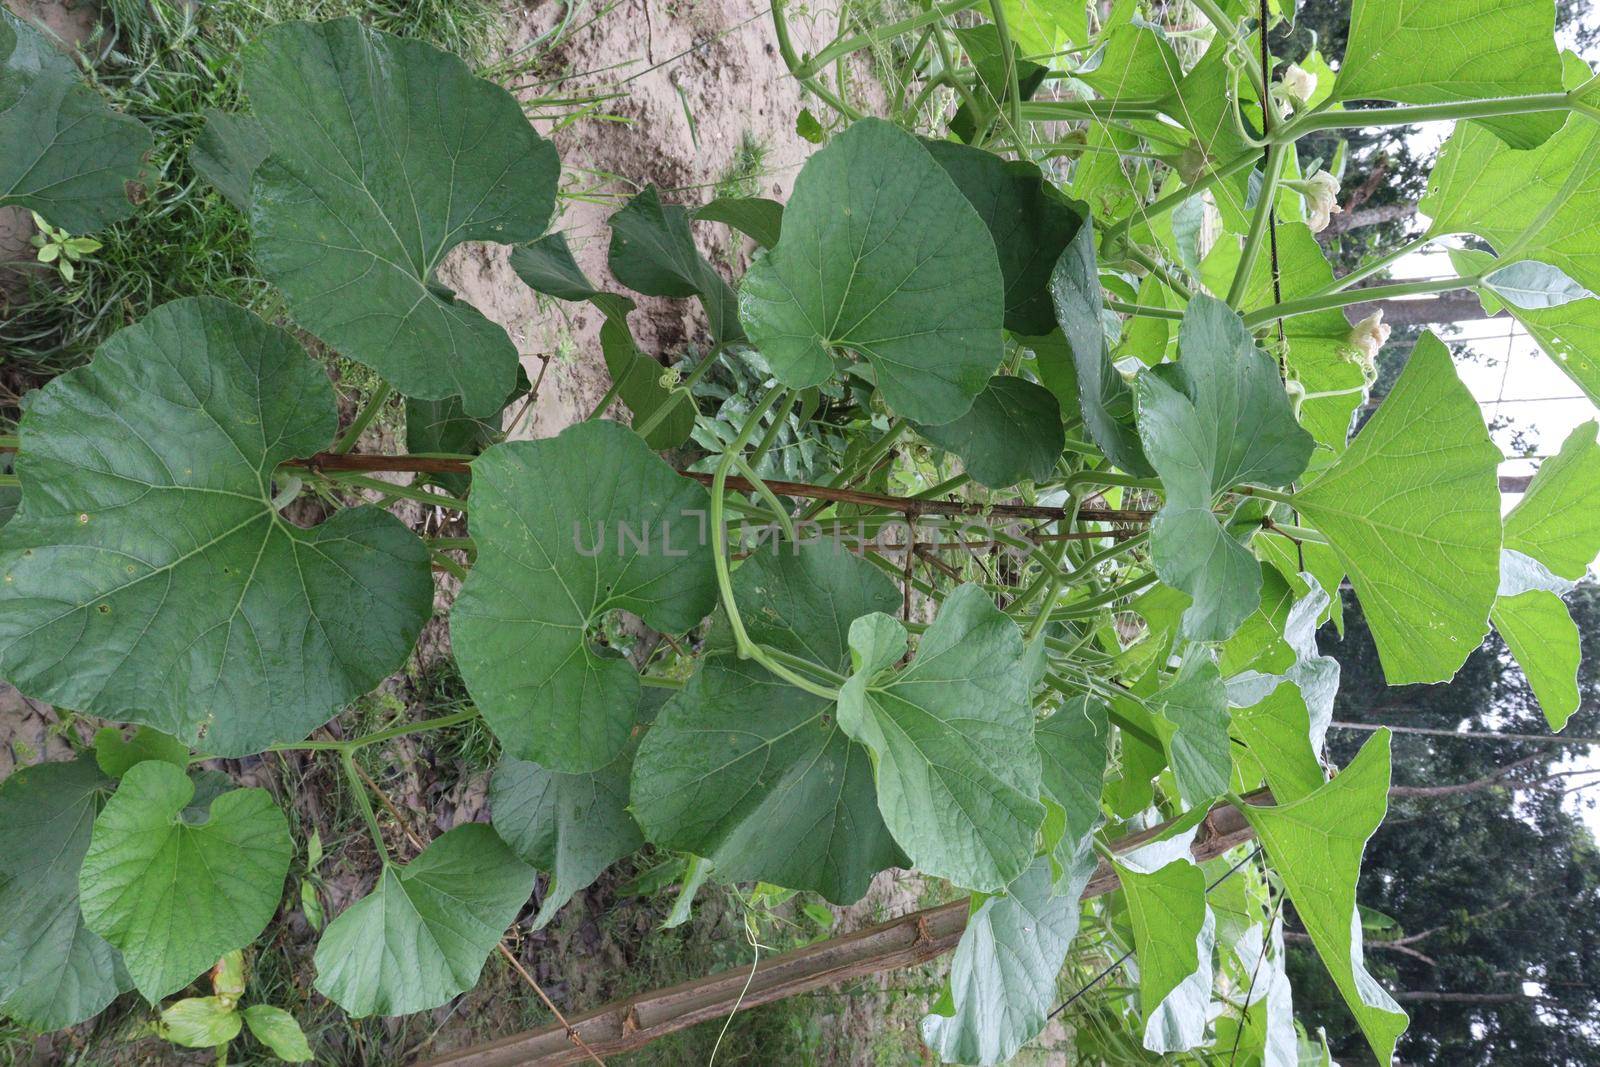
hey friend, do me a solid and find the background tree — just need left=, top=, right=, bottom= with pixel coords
left=1290, top=585, right=1600, bottom=1066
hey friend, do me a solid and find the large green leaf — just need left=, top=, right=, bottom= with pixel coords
left=1137, top=296, right=1314, bottom=640
left=510, top=232, right=694, bottom=450
left=1239, top=730, right=1407, bottom=1064
left=1079, top=5, right=1181, bottom=103
left=0, top=756, right=125, bottom=1029
left=94, top=725, right=189, bottom=778
left=1293, top=333, right=1501, bottom=684
left=693, top=195, right=783, bottom=249
left=1489, top=423, right=1600, bottom=729
left=609, top=185, right=742, bottom=344
left=1421, top=109, right=1600, bottom=295
left=78, top=761, right=291, bottom=1002
left=923, top=139, right=1085, bottom=335
left=914, top=375, right=1064, bottom=489
left=491, top=745, right=643, bottom=929
left=1051, top=215, right=1151, bottom=474
left=947, top=25, right=1048, bottom=146
left=839, top=584, right=1043, bottom=892
left=1036, top=697, right=1110, bottom=852
left=452, top=421, right=717, bottom=772
left=1493, top=584, right=1582, bottom=731
left=631, top=545, right=907, bottom=904
left=1230, top=681, right=1326, bottom=804
left=1503, top=420, right=1600, bottom=580
left=313, top=824, right=536, bottom=1017
left=1334, top=0, right=1565, bottom=148
left=1116, top=853, right=1215, bottom=1053
left=0, top=8, right=150, bottom=231
left=190, top=109, right=268, bottom=214
left=1147, top=651, right=1232, bottom=807
left=240, top=1004, right=315, bottom=1062
left=1488, top=296, right=1600, bottom=407
left=739, top=118, right=1006, bottom=425
left=0, top=297, right=433, bottom=755
left=919, top=857, right=1083, bottom=1065
left=244, top=19, right=559, bottom=417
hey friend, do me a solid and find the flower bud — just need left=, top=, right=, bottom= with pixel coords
left=1280, top=64, right=1317, bottom=108
left=1299, top=171, right=1342, bottom=233
left=1346, top=310, right=1390, bottom=383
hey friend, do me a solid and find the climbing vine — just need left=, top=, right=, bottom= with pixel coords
left=4, top=0, right=1600, bottom=1062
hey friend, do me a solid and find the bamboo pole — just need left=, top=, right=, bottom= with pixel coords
left=418, top=793, right=1266, bottom=1067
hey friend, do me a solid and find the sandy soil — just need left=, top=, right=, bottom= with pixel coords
left=440, top=0, right=831, bottom=442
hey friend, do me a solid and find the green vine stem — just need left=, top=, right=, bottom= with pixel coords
left=788, top=0, right=983, bottom=79
left=266, top=708, right=482, bottom=754
left=770, top=0, right=863, bottom=120
left=710, top=383, right=841, bottom=701
left=331, top=381, right=393, bottom=454
left=1241, top=273, right=1480, bottom=328
left=1228, top=141, right=1287, bottom=306
left=340, top=748, right=389, bottom=857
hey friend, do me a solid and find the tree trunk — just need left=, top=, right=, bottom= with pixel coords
left=1391, top=991, right=1531, bottom=1005
left=1350, top=291, right=1505, bottom=329
left=1322, top=201, right=1419, bottom=236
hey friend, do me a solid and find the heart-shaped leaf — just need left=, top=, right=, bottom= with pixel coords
left=452, top=421, right=717, bottom=772
left=923, top=139, right=1086, bottom=335
left=693, top=196, right=783, bottom=249
left=632, top=545, right=907, bottom=904
left=1146, top=651, right=1231, bottom=807
left=739, top=118, right=1005, bottom=424
left=511, top=232, right=695, bottom=449
left=839, top=584, right=1043, bottom=892
left=190, top=109, right=268, bottom=214
left=244, top=18, right=559, bottom=416
left=1, top=8, right=150, bottom=231
left=1051, top=215, right=1151, bottom=474
left=920, top=856, right=1085, bottom=1065
left=1116, top=854, right=1215, bottom=1054
left=1237, top=731, right=1408, bottom=1065
left=1489, top=422, right=1600, bottom=729
left=609, top=185, right=743, bottom=344
left=312, top=824, right=535, bottom=1017
left=1335, top=0, right=1565, bottom=148
left=78, top=761, right=291, bottom=1002
left=1422, top=91, right=1600, bottom=298
left=914, top=375, right=1064, bottom=489
left=0, top=297, right=433, bottom=755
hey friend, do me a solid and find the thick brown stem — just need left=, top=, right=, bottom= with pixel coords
left=416, top=792, right=1266, bottom=1067
left=282, top=453, right=1158, bottom=524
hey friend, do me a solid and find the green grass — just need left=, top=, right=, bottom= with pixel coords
left=715, top=129, right=772, bottom=199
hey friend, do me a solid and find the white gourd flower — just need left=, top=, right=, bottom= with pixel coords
left=1280, top=64, right=1317, bottom=109
left=1347, top=310, right=1390, bottom=383
left=1299, top=171, right=1342, bottom=233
